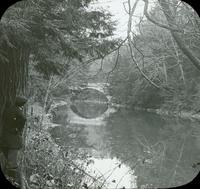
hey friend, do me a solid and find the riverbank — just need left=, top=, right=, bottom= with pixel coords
left=94, top=98, right=200, bottom=122
left=131, top=107, right=200, bottom=121
left=25, top=99, right=200, bottom=188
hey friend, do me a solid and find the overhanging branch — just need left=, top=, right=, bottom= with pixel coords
left=158, top=0, right=200, bottom=71
left=127, top=0, right=160, bottom=89
left=143, top=0, right=182, bottom=32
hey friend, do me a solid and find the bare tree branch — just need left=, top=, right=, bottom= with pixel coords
left=89, top=57, right=104, bottom=78
left=52, top=37, right=128, bottom=89
left=138, top=15, right=145, bottom=36
left=123, top=1, right=129, bottom=14
left=127, top=0, right=160, bottom=89
left=106, top=48, right=120, bottom=83
left=130, top=34, right=145, bottom=69
left=158, top=0, right=200, bottom=71
left=143, top=0, right=182, bottom=32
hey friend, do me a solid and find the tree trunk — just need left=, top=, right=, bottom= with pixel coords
left=170, top=35, right=186, bottom=85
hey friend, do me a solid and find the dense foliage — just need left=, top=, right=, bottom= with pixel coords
left=0, top=0, right=119, bottom=117
left=0, top=0, right=119, bottom=187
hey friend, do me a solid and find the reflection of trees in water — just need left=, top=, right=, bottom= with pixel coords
left=103, top=109, right=199, bottom=188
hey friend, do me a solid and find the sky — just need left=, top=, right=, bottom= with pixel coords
left=90, top=0, right=147, bottom=39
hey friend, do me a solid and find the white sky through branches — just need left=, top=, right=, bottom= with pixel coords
left=90, top=0, right=152, bottom=39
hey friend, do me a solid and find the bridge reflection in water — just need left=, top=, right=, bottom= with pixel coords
left=66, top=84, right=138, bottom=188
left=68, top=88, right=114, bottom=126
left=49, top=83, right=200, bottom=188
left=70, top=87, right=109, bottom=119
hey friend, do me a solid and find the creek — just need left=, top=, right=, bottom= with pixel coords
left=49, top=83, right=200, bottom=188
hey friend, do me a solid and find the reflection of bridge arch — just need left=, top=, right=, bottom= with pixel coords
left=70, top=87, right=109, bottom=119
left=67, top=106, right=107, bottom=126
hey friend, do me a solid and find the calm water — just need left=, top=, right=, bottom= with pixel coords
left=49, top=104, right=200, bottom=189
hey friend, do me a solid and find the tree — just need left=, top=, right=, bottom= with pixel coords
left=143, top=0, right=200, bottom=71
left=0, top=0, right=119, bottom=133
left=0, top=2, right=120, bottom=185
left=108, top=0, right=200, bottom=112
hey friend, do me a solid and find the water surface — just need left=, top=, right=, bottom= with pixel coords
left=50, top=105, right=200, bottom=188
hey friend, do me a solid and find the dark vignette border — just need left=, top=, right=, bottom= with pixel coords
left=0, top=0, right=199, bottom=188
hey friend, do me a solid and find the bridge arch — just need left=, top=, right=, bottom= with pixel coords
left=70, top=85, right=109, bottom=119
